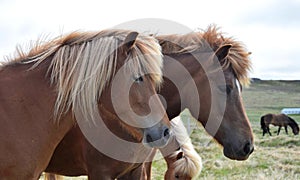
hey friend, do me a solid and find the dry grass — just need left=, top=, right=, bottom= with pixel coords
left=152, top=80, right=300, bottom=179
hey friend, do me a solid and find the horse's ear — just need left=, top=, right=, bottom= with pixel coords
left=215, top=44, right=232, bottom=61
left=122, top=31, right=139, bottom=52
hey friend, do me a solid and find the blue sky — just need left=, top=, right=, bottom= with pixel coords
left=0, top=0, right=299, bottom=80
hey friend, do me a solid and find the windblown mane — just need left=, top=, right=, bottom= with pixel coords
left=287, top=116, right=299, bottom=131
left=3, top=29, right=163, bottom=123
left=157, top=25, right=252, bottom=85
left=170, top=116, right=202, bottom=179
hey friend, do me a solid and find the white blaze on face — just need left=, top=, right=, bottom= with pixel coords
left=235, top=79, right=242, bottom=95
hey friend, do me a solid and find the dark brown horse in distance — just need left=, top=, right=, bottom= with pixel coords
left=261, top=113, right=299, bottom=136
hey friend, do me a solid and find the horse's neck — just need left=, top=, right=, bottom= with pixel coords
left=0, top=61, right=75, bottom=167
left=0, top=62, right=53, bottom=104
left=0, top=61, right=74, bottom=123
left=162, top=54, right=203, bottom=119
left=288, top=118, right=296, bottom=128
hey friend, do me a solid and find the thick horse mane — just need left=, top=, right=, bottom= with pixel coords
left=287, top=116, right=299, bottom=131
left=157, top=25, right=252, bottom=85
left=2, top=29, right=163, bottom=123
left=170, top=116, right=202, bottom=179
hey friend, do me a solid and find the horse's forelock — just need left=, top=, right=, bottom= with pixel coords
left=126, top=35, right=164, bottom=89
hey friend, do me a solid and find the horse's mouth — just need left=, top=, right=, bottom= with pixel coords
left=223, top=145, right=254, bottom=161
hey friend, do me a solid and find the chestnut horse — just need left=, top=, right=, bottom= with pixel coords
left=0, top=29, right=170, bottom=179
left=44, top=25, right=254, bottom=179
left=261, top=113, right=299, bottom=136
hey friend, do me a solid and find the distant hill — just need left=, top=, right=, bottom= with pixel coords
left=250, top=78, right=300, bottom=83
left=243, top=79, right=300, bottom=116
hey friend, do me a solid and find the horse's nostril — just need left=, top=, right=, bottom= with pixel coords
left=146, top=134, right=153, bottom=143
left=163, top=128, right=170, bottom=137
left=243, top=141, right=254, bottom=155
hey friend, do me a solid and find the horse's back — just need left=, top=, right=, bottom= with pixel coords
left=274, top=114, right=290, bottom=126
left=262, top=113, right=291, bottom=126
left=261, top=114, right=273, bottom=125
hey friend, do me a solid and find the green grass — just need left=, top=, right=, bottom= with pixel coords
left=41, top=80, right=300, bottom=179
left=151, top=80, right=300, bottom=180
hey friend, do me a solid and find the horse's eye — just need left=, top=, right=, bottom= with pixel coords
left=226, top=85, right=232, bottom=94
left=135, top=76, right=143, bottom=83
left=175, top=174, right=180, bottom=179
left=218, top=85, right=232, bottom=94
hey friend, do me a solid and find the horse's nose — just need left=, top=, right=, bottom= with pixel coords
left=145, top=125, right=170, bottom=143
left=163, top=126, right=170, bottom=138
left=146, top=134, right=154, bottom=143
left=143, top=124, right=170, bottom=148
left=243, top=141, right=254, bottom=155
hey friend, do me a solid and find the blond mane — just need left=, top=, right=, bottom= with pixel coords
left=157, top=25, right=252, bottom=85
left=3, top=29, right=163, bottom=123
left=170, top=116, right=202, bottom=179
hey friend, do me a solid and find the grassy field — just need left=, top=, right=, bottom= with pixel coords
left=152, top=80, right=300, bottom=180
left=41, top=80, right=300, bottom=179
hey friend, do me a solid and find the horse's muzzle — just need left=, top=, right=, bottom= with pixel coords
left=143, top=124, right=171, bottom=148
left=223, top=140, right=254, bottom=160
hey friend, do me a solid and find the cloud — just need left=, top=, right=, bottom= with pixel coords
left=237, top=0, right=300, bottom=27
left=0, top=0, right=299, bottom=79
left=225, top=23, right=300, bottom=80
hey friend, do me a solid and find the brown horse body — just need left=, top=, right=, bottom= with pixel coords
left=0, top=30, right=169, bottom=179
left=0, top=60, right=74, bottom=179
left=261, top=113, right=299, bottom=136
left=45, top=25, right=254, bottom=179
left=46, top=116, right=201, bottom=180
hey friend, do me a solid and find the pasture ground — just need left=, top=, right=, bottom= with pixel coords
left=152, top=80, right=300, bottom=180
left=41, top=80, right=300, bottom=179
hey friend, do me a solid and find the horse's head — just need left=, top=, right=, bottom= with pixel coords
left=287, top=116, right=300, bottom=135
left=164, top=152, right=192, bottom=180
left=192, top=43, right=254, bottom=160
left=157, top=26, right=253, bottom=160
left=216, top=46, right=254, bottom=160
left=292, top=124, right=299, bottom=135
left=103, top=31, right=171, bottom=148
left=162, top=116, right=202, bottom=180
left=292, top=128, right=299, bottom=135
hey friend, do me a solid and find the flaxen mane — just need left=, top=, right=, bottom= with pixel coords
left=2, top=29, right=163, bottom=123
left=170, top=116, right=202, bottom=179
left=157, top=25, right=252, bottom=85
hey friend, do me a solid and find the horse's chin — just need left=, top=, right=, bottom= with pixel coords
left=223, top=147, right=252, bottom=161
